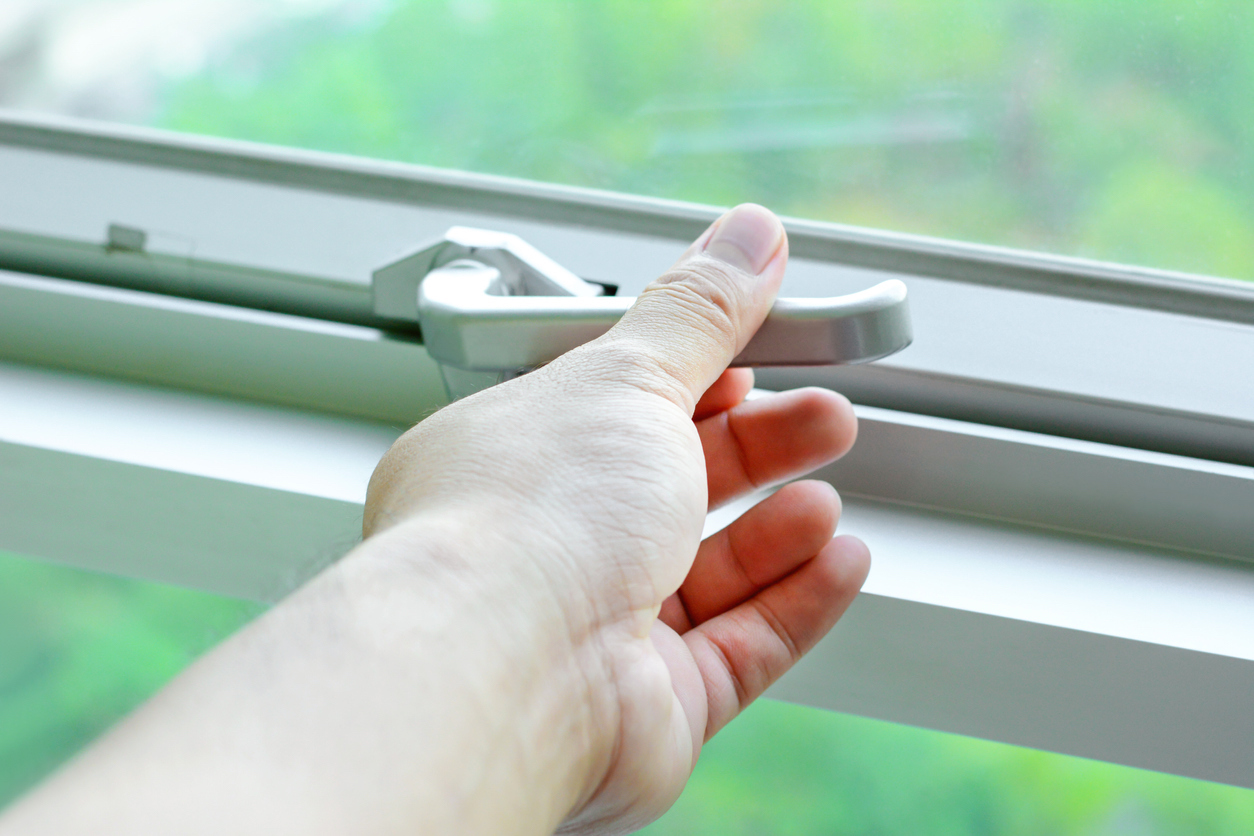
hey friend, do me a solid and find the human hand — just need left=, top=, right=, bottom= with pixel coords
left=364, top=204, right=869, bottom=834
left=0, top=204, right=866, bottom=836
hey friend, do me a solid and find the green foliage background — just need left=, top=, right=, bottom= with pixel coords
left=3, top=551, right=1253, bottom=833
left=5, top=0, right=1254, bottom=831
left=157, top=0, right=1254, bottom=281
left=0, top=552, right=264, bottom=805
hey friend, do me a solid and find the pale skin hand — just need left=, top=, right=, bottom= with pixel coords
left=0, top=204, right=868, bottom=836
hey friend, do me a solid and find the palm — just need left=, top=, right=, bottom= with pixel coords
left=559, top=369, right=868, bottom=834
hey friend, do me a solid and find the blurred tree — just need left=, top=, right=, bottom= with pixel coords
left=158, top=0, right=1254, bottom=280
left=0, top=553, right=264, bottom=806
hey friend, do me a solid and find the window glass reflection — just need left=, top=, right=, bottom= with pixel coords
left=5, top=1, right=1253, bottom=280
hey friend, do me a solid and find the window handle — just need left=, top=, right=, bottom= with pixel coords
left=373, top=227, right=912, bottom=399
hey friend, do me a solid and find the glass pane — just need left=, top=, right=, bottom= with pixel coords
left=4, top=550, right=1253, bottom=832
left=642, top=699, right=1254, bottom=836
left=0, top=551, right=265, bottom=805
left=3, top=1, right=1253, bottom=281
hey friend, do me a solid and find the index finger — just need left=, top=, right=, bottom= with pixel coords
left=700, top=387, right=857, bottom=510
left=693, top=368, right=755, bottom=422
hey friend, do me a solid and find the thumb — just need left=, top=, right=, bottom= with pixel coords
left=598, top=203, right=788, bottom=413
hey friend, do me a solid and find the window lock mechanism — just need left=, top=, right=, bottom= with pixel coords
left=372, top=227, right=912, bottom=400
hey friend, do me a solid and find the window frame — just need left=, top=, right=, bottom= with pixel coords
left=1, top=110, right=1252, bottom=790
left=2, top=110, right=1251, bottom=465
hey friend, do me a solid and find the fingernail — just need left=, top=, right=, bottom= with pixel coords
left=703, top=204, right=784, bottom=276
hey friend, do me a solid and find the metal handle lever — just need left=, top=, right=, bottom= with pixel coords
left=373, top=227, right=912, bottom=400
left=419, top=260, right=910, bottom=370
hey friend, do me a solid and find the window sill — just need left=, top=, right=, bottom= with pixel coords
left=3, top=358, right=1250, bottom=789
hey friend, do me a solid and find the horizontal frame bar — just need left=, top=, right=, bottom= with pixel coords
left=0, top=270, right=445, bottom=425
left=761, top=363, right=1254, bottom=470
left=2, top=110, right=1253, bottom=325
left=3, top=111, right=1253, bottom=471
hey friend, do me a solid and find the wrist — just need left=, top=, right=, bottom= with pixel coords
left=342, top=512, right=620, bottom=832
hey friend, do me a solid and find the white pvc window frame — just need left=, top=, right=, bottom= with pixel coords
left=1, top=111, right=1252, bottom=790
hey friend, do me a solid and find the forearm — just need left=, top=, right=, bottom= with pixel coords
left=1, top=515, right=612, bottom=836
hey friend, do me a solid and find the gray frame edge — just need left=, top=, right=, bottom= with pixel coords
left=3, top=109, right=1254, bottom=325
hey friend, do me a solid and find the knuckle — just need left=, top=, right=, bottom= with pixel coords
left=645, top=258, right=750, bottom=349
left=752, top=597, right=802, bottom=662
left=563, top=337, right=695, bottom=407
